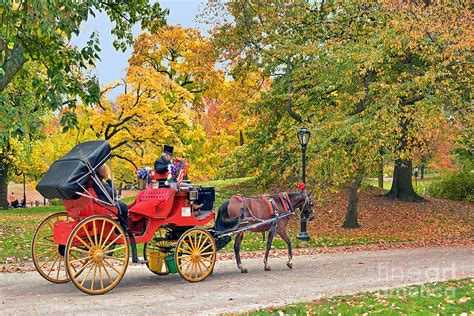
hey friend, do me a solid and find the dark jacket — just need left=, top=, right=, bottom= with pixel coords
left=92, top=179, right=116, bottom=203
left=154, top=156, right=170, bottom=174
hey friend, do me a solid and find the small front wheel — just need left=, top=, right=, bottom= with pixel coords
left=175, top=228, right=216, bottom=282
left=64, top=216, right=129, bottom=295
left=32, top=212, right=73, bottom=283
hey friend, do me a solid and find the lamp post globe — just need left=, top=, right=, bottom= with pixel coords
left=297, top=127, right=311, bottom=241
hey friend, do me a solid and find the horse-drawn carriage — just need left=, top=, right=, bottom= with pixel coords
left=33, top=140, right=220, bottom=294
left=33, top=140, right=314, bottom=295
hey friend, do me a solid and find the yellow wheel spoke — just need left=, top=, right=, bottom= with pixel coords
left=104, top=255, right=126, bottom=262
left=92, top=220, right=98, bottom=247
left=196, top=258, right=204, bottom=276
left=100, top=224, right=115, bottom=248
left=200, top=251, right=215, bottom=256
left=179, top=258, right=191, bottom=269
left=80, top=262, right=95, bottom=286
left=100, top=261, right=113, bottom=284
left=103, top=235, right=122, bottom=252
left=200, top=256, right=214, bottom=263
left=103, top=246, right=126, bottom=255
left=73, top=259, right=93, bottom=279
left=70, top=247, right=90, bottom=255
left=196, top=233, right=204, bottom=251
left=183, top=260, right=193, bottom=275
left=98, top=219, right=106, bottom=248
left=90, top=264, right=97, bottom=291
left=47, top=254, right=60, bottom=276
left=98, top=263, right=104, bottom=290
left=103, top=258, right=121, bottom=274
left=181, top=240, right=194, bottom=252
left=36, top=248, right=57, bottom=258
left=40, top=252, right=58, bottom=269
left=177, top=254, right=191, bottom=260
left=178, top=248, right=193, bottom=255
left=200, top=243, right=213, bottom=253
left=74, top=235, right=91, bottom=249
left=36, top=242, right=56, bottom=248
left=57, top=258, right=62, bottom=279
left=82, top=226, right=95, bottom=247
left=69, top=256, right=92, bottom=264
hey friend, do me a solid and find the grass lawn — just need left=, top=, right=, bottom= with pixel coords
left=1, top=177, right=472, bottom=264
left=248, top=278, right=474, bottom=315
left=0, top=206, right=64, bottom=264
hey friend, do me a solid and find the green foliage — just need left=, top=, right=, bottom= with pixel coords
left=428, top=169, right=474, bottom=202
left=210, top=1, right=472, bottom=197
left=250, top=279, right=474, bottom=315
left=0, top=0, right=168, bottom=115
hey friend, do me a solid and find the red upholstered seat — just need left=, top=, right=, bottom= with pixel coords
left=129, top=188, right=176, bottom=220
left=64, top=187, right=116, bottom=219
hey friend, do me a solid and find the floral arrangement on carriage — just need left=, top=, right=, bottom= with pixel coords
left=166, top=158, right=188, bottom=188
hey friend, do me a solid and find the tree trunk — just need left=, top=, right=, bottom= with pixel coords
left=0, top=159, right=9, bottom=209
left=342, top=177, right=362, bottom=228
left=0, top=42, right=27, bottom=92
left=385, top=159, right=423, bottom=202
left=378, top=161, right=384, bottom=189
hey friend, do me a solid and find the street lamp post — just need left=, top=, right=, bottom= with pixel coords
left=297, top=127, right=311, bottom=241
left=22, top=173, right=27, bottom=208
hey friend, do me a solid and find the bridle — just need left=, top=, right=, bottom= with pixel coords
left=299, top=190, right=313, bottom=220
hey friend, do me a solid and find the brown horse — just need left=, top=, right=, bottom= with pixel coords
left=216, top=191, right=314, bottom=273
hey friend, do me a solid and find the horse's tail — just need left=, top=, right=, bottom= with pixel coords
left=215, top=200, right=240, bottom=231
left=215, top=200, right=229, bottom=228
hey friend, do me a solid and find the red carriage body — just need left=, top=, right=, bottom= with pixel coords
left=53, top=186, right=214, bottom=246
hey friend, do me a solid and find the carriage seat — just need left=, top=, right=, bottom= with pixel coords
left=64, top=187, right=116, bottom=219
left=129, top=188, right=176, bottom=221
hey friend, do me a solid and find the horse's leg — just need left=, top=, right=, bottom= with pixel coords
left=263, top=228, right=275, bottom=271
left=277, top=226, right=293, bottom=269
left=234, top=232, right=247, bottom=273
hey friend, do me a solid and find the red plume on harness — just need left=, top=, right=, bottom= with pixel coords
left=297, top=182, right=306, bottom=191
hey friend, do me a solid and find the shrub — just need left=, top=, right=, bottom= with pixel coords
left=427, top=169, right=474, bottom=202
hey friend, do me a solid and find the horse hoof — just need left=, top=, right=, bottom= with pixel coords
left=287, top=262, right=293, bottom=269
left=264, top=266, right=271, bottom=271
left=241, top=268, right=248, bottom=273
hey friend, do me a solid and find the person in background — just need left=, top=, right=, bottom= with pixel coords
left=93, top=164, right=128, bottom=227
left=8, top=192, right=20, bottom=208
left=154, top=145, right=174, bottom=175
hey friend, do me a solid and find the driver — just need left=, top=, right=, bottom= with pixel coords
left=154, top=145, right=173, bottom=175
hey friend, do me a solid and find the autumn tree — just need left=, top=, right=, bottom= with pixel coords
left=0, top=1, right=168, bottom=208
left=207, top=0, right=472, bottom=228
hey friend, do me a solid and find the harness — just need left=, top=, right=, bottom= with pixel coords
left=231, top=192, right=294, bottom=225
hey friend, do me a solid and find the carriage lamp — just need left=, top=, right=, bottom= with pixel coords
left=297, top=127, right=311, bottom=241
left=189, top=190, right=199, bottom=201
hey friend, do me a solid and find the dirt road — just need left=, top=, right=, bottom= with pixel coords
left=1, top=246, right=472, bottom=315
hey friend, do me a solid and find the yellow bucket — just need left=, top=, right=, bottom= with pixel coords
left=148, top=252, right=165, bottom=273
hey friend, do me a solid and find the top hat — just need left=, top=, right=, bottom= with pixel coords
left=162, top=145, right=174, bottom=155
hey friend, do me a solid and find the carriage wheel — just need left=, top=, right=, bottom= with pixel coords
left=144, top=228, right=174, bottom=276
left=64, top=216, right=129, bottom=295
left=175, top=228, right=216, bottom=282
left=32, top=212, right=74, bottom=283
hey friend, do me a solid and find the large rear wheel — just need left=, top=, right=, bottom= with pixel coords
left=32, top=212, right=74, bottom=283
left=175, top=228, right=216, bottom=282
left=64, top=216, right=129, bottom=295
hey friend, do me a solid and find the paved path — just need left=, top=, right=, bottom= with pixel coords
left=0, top=246, right=472, bottom=315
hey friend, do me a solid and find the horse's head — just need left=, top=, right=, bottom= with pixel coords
left=301, top=191, right=315, bottom=221
left=289, top=190, right=314, bottom=221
